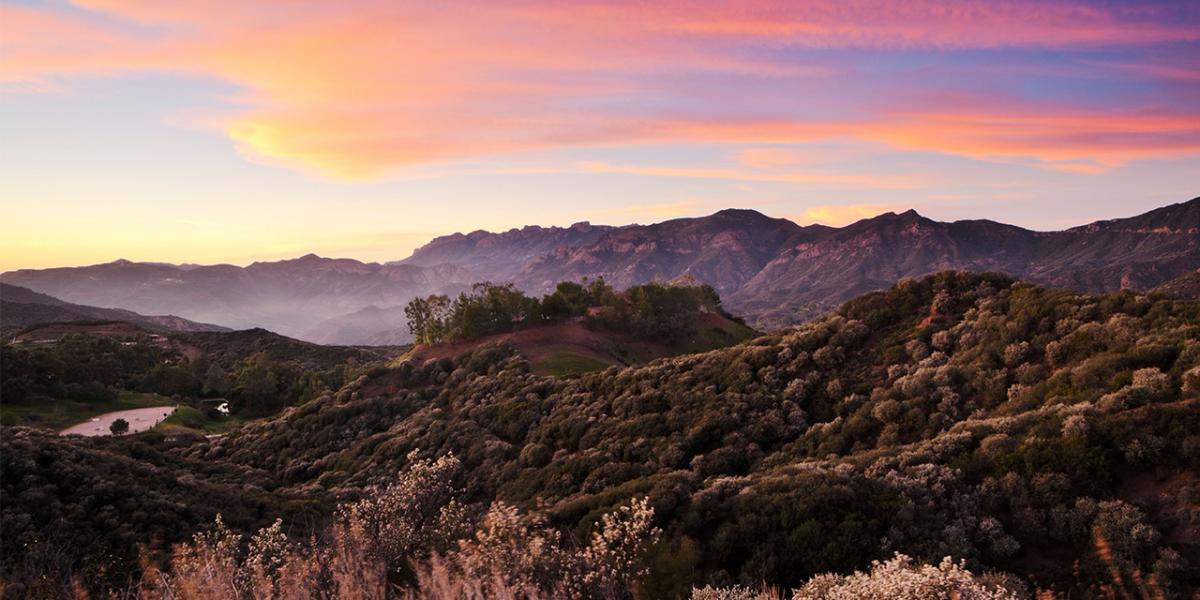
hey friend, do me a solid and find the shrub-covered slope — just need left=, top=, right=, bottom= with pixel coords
left=190, top=272, right=1200, bottom=594
left=4, top=272, right=1199, bottom=596
left=0, top=428, right=327, bottom=594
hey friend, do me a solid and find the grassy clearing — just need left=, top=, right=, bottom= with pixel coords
left=535, top=352, right=613, bottom=378
left=1, top=391, right=171, bottom=431
left=157, top=405, right=248, bottom=434
left=690, top=320, right=759, bottom=350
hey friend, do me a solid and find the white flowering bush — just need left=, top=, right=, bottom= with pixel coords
left=340, top=452, right=469, bottom=568
left=407, top=497, right=660, bottom=599
left=691, top=585, right=777, bottom=600
left=153, top=514, right=243, bottom=599
left=1130, top=367, right=1169, bottom=394
left=790, top=553, right=1023, bottom=600
left=578, top=497, right=661, bottom=595
left=141, top=455, right=466, bottom=599
left=1182, top=365, right=1200, bottom=396
left=1060, top=415, right=1088, bottom=440
left=1002, top=342, right=1030, bottom=367
left=144, top=462, right=660, bottom=599
left=1090, top=500, right=1160, bottom=560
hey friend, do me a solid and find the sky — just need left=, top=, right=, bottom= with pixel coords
left=1, top=0, right=1198, bottom=271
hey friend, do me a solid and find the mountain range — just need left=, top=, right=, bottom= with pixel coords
left=0, top=257, right=472, bottom=343
left=0, top=282, right=227, bottom=336
left=2, top=197, right=1197, bottom=343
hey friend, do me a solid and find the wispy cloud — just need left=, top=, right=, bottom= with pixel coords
left=2, top=0, right=1198, bottom=179
left=576, top=160, right=934, bottom=189
left=664, top=0, right=1200, bottom=47
left=582, top=200, right=714, bottom=223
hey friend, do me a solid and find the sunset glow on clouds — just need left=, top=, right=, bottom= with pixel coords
left=1, top=0, right=1198, bottom=269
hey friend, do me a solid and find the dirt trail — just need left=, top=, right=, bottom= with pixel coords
left=59, top=406, right=176, bottom=437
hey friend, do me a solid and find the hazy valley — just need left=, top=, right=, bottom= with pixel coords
left=5, top=199, right=1197, bottom=346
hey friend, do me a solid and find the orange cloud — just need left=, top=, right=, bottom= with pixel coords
left=733, top=148, right=804, bottom=169
left=799, top=204, right=910, bottom=226
left=869, top=107, right=1200, bottom=168
left=3, top=1, right=1198, bottom=179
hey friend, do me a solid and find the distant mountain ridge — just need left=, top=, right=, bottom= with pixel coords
left=515, top=209, right=823, bottom=298
left=2, top=197, right=1197, bottom=341
left=395, top=221, right=615, bottom=282
left=0, top=283, right=228, bottom=334
left=0, top=257, right=474, bottom=343
left=727, top=200, right=1200, bottom=326
left=406, top=198, right=1200, bottom=328
left=1153, top=269, right=1200, bottom=299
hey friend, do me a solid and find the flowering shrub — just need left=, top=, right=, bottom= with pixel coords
left=406, top=497, right=659, bottom=599
left=139, top=455, right=659, bottom=599
left=1060, top=415, right=1088, bottom=440
left=340, top=452, right=469, bottom=570
left=688, top=554, right=1023, bottom=600
left=790, top=553, right=1023, bottom=600
left=691, top=585, right=777, bottom=600
left=1182, top=365, right=1200, bottom=396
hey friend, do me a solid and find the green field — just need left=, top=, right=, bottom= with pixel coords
left=0, top=391, right=172, bottom=431
left=534, top=352, right=613, bottom=378
left=157, top=405, right=248, bottom=434
left=693, top=321, right=759, bottom=349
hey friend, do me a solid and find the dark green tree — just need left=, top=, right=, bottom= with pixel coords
left=203, top=361, right=231, bottom=396
left=233, top=353, right=280, bottom=415
left=109, top=418, right=129, bottom=436
left=406, top=294, right=452, bottom=344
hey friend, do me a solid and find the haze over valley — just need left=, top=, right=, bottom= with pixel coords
left=5, top=199, right=1197, bottom=345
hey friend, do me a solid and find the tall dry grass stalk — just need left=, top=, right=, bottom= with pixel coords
left=1034, top=527, right=1169, bottom=600
left=119, top=454, right=657, bottom=600
left=1089, top=526, right=1165, bottom=600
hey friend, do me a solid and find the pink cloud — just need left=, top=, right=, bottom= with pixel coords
left=576, top=160, right=934, bottom=189
left=870, top=105, right=1200, bottom=166
left=663, top=0, right=1200, bottom=48
left=3, top=1, right=1198, bottom=178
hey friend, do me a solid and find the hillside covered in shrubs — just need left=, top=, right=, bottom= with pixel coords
left=404, top=278, right=736, bottom=345
left=0, top=327, right=394, bottom=430
left=3, top=272, right=1199, bottom=598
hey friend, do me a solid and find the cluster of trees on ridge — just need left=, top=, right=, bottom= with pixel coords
left=404, top=278, right=730, bottom=344
left=3, top=272, right=1199, bottom=597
